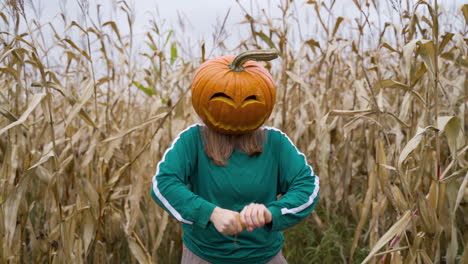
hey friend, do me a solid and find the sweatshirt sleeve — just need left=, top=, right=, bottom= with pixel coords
left=265, top=129, right=320, bottom=232
left=150, top=124, right=217, bottom=229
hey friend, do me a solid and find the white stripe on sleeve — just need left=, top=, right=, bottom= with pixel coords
left=263, top=126, right=320, bottom=215
left=152, top=124, right=201, bottom=225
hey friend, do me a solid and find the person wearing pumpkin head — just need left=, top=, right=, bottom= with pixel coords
left=150, top=49, right=319, bottom=264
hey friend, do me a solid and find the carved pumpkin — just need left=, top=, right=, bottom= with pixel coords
left=191, top=49, right=278, bottom=135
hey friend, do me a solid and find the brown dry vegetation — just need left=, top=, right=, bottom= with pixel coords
left=0, top=0, right=467, bottom=263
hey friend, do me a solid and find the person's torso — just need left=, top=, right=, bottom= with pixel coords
left=183, top=126, right=284, bottom=264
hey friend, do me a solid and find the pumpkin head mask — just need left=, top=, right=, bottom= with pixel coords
left=191, top=49, right=278, bottom=135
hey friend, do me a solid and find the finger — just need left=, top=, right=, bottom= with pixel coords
left=240, top=209, right=247, bottom=229
left=225, top=228, right=234, bottom=236
left=264, top=208, right=272, bottom=223
left=257, top=206, right=265, bottom=226
left=244, top=205, right=255, bottom=231
left=221, top=227, right=231, bottom=236
left=233, top=214, right=243, bottom=233
left=235, top=219, right=243, bottom=233
left=225, top=225, right=235, bottom=236
left=230, top=213, right=242, bottom=234
left=247, top=204, right=258, bottom=231
left=237, top=215, right=245, bottom=230
left=251, top=205, right=261, bottom=228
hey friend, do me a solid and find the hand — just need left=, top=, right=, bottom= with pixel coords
left=240, top=203, right=272, bottom=232
left=210, top=207, right=243, bottom=235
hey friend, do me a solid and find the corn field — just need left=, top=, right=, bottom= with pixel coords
left=0, top=0, right=467, bottom=263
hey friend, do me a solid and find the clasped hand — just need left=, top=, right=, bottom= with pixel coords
left=210, top=203, right=272, bottom=235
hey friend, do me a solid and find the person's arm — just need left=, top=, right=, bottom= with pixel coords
left=150, top=125, right=216, bottom=229
left=265, top=128, right=320, bottom=232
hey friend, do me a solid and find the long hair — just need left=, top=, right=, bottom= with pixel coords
left=201, top=126, right=265, bottom=166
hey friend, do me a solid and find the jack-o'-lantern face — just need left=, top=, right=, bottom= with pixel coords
left=191, top=50, right=278, bottom=135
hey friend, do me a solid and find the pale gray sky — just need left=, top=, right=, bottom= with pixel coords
left=12, top=0, right=467, bottom=58
left=26, top=1, right=466, bottom=38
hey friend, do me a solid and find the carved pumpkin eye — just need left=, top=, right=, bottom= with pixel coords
left=241, top=95, right=261, bottom=107
left=244, top=95, right=257, bottom=101
left=210, top=93, right=232, bottom=100
left=209, top=92, right=235, bottom=106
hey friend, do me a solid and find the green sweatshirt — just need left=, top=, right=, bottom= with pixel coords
left=150, top=124, right=319, bottom=264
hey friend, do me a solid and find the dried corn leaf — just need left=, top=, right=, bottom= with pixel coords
left=102, top=113, right=165, bottom=143
left=418, top=196, right=438, bottom=234
left=398, top=127, right=430, bottom=169
left=128, top=233, right=152, bottom=264
left=70, top=21, right=87, bottom=34
left=379, top=79, right=408, bottom=90
left=103, top=21, right=122, bottom=42
left=153, top=211, right=169, bottom=252
left=461, top=244, right=468, bottom=264
left=78, top=177, right=100, bottom=218
left=0, top=67, right=19, bottom=80
left=64, top=80, right=94, bottom=128
left=330, top=109, right=373, bottom=116
left=440, top=33, right=454, bottom=52
left=0, top=93, right=45, bottom=136
left=82, top=209, right=95, bottom=257
left=62, top=38, right=91, bottom=61
left=305, top=39, right=321, bottom=53
left=437, top=116, right=462, bottom=159
left=420, top=250, right=434, bottom=264
left=412, top=62, right=427, bottom=87
left=34, top=165, right=53, bottom=184
left=286, top=71, right=308, bottom=87
left=381, top=42, right=400, bottom=54
left=462, top=4, right=468, bottom=24
left=0, top=106, right=23, bottom=125
left=106, top=162, right=130, bottom=187
left=350, top=169, right=376, bottom=260
left=402, top=40, right=418, bottom=80
left=427, top=180, right=439, bottom=210
left=417, top=40, right=436, bottom=76
left=28, top=150, right=55, bottom=170
left=362, top=210, right=412, bottom=264
left=391, top=185, right=409, bottom=211
left=453, top=171, right=468, bottom=216
left=255, top=31, right=277, bottom=50
left=441, top=167, right=468, bottom=183
left=332, top=17, right=344, bottom=37
left=60, top=213, right=77, bottom=262
left=446, top=216, right=458, bottom=264
left=4, top=171, right=32, bottom=249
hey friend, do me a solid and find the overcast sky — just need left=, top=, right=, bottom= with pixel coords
left=14, top=0, right=467, bottom=57
left=31, top=1, right=466, bottom=29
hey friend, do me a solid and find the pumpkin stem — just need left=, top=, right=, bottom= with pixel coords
left=228, top=49, right=279, bottom=72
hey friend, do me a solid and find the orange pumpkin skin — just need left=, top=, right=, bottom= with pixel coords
left=191, top=55, right=276, bottom=135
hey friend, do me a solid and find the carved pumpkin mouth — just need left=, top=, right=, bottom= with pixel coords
left=202, top=107, right=268, bottom=132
